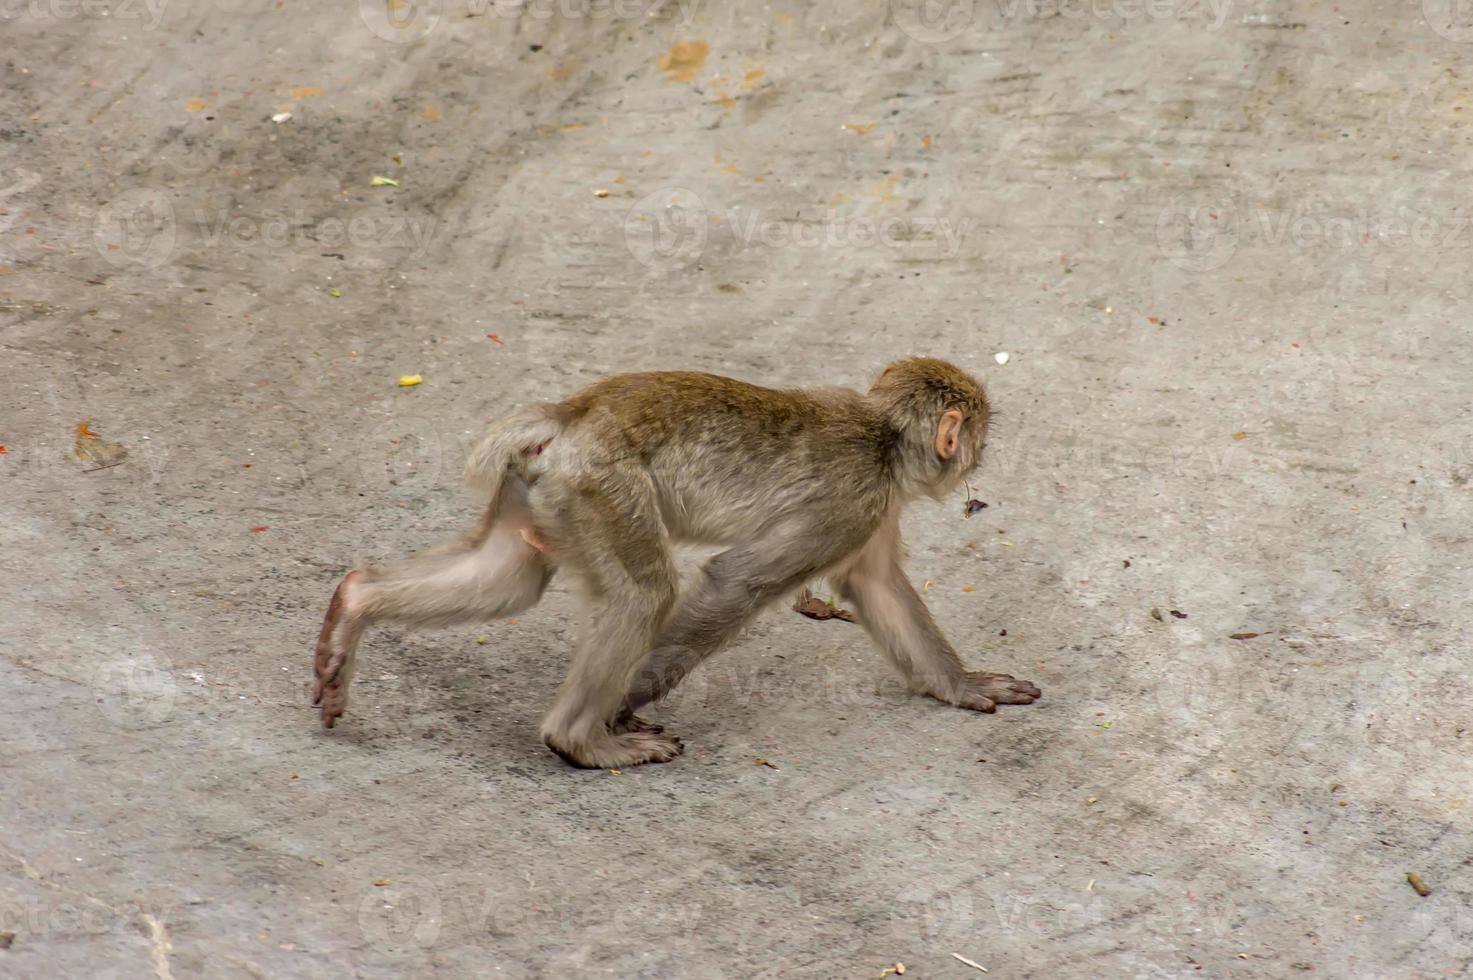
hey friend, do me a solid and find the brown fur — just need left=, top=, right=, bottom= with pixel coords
left=312, top=357, right=1039, bottom=768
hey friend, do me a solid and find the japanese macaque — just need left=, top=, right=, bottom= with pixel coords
left=314, top=357, right=1040, bottom=768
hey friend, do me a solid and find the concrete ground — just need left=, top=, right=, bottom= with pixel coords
left=2, top=0, right=1471, bottom=976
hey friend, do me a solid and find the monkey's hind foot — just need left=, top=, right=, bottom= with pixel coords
left=543, top=729, right=684, bottom=769
left=313, top=570, right=365, bottom=729
left=931, top=671, right=1042, bottom=713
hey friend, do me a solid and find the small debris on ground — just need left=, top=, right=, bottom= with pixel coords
left=370, top=175, right=400, bottom=187
left=754, top=758, right=779, bottom=770
left=1150, top=607, right=1163, bottom=621
left=1406, top=871, right=1430, bottom=897
left=271, top=111, right=292, bottom=123
left=75, top=420, right=128, bottom=468
left=373, top=879, right=391, bottom=887
left=1169, top=609, right=1188, bottom=619
left=952, top=952, right=988, bottom=972
left=993, top=351, right=1009, bottom=365
left=398, top=374, right=423, bottom=387
left=879, top=963, right=905, bottom=978
left=964, top=498, right=987, bottom=517
left=1229, top=632, right=1263, bottom=640
left=0, top=931, right=14, bottom=949
left=794, top=588, right=856, bottom=623
left=593, top=188, right=609, bottom=197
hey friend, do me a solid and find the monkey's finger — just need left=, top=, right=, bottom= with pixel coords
left=319, top=697, right=344, bottom=729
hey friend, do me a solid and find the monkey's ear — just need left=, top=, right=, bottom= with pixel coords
left=935, top=409, right=963, bottom=460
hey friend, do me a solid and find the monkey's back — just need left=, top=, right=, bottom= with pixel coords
left=552, top=372, right=897, bottom=543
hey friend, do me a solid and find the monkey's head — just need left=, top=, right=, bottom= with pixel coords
left=868, top=357, right=990, bottom=500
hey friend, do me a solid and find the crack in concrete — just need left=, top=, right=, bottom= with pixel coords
left=143, top=912, right=175, bottom=980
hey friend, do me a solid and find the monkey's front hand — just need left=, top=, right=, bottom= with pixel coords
left=931, top=671, right=1041, bottom=713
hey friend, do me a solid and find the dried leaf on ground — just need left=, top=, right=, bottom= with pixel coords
left=74, top=420, right=128, bottom=467
left=793, top=588, right=856, bottom=623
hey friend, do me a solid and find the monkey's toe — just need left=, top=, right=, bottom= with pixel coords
left=964, top=670, right=1041, bottom=705
left=544, top=730, right=684, bottom=768
left=621, top=731, right=683, bottom=765
left=933, top=671, right=1041, bottom=713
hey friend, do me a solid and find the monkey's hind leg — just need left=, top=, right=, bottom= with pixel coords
left=534, top=473, right=684, bottom=768
left=618, top=522, right=860, bottom=723
left=313, top=483, right=553, bottom=728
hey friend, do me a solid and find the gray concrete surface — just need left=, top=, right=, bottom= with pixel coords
left=2, top=0, right=1471, bottom=976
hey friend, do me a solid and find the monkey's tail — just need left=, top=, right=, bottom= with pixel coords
left=463, top=404, right=565, bottom=514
